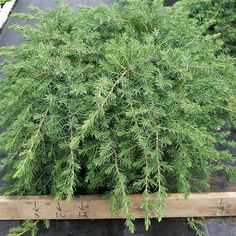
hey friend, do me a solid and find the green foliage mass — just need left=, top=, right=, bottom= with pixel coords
left=0, top=0, right=8, bottom=6
left=0, top=0, right=236, bottom=232
left=187, top=218, right=206, bottom=236
left=180, top=0, right=236, bottom=55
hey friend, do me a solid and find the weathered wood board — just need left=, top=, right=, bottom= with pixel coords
left=0, top=0, right=16, bottom=29
left=0, top=192, right=235, bottom=220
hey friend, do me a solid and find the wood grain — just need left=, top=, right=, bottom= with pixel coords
left=0, top=192, right=235, bottom=220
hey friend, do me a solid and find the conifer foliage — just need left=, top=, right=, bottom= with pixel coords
left=0, top=0, right=236, bottom=232
left=180, top=0, right=236, bottom=55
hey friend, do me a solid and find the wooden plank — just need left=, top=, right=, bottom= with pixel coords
left=0, top=0, right=16, bottom=29
left=0, top=192, right=235, bottom=220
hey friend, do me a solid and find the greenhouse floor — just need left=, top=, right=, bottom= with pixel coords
left=0, top=0, right=236, bottom=235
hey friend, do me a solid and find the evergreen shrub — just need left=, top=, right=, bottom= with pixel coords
left=180, top=0, right=236, bottom=55
left=0, top=0, right=236, bottom=233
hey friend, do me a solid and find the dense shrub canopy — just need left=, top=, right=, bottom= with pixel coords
left=0, top=0, right=236, bottom=231
left=181, top=0, right=236, bottom=55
